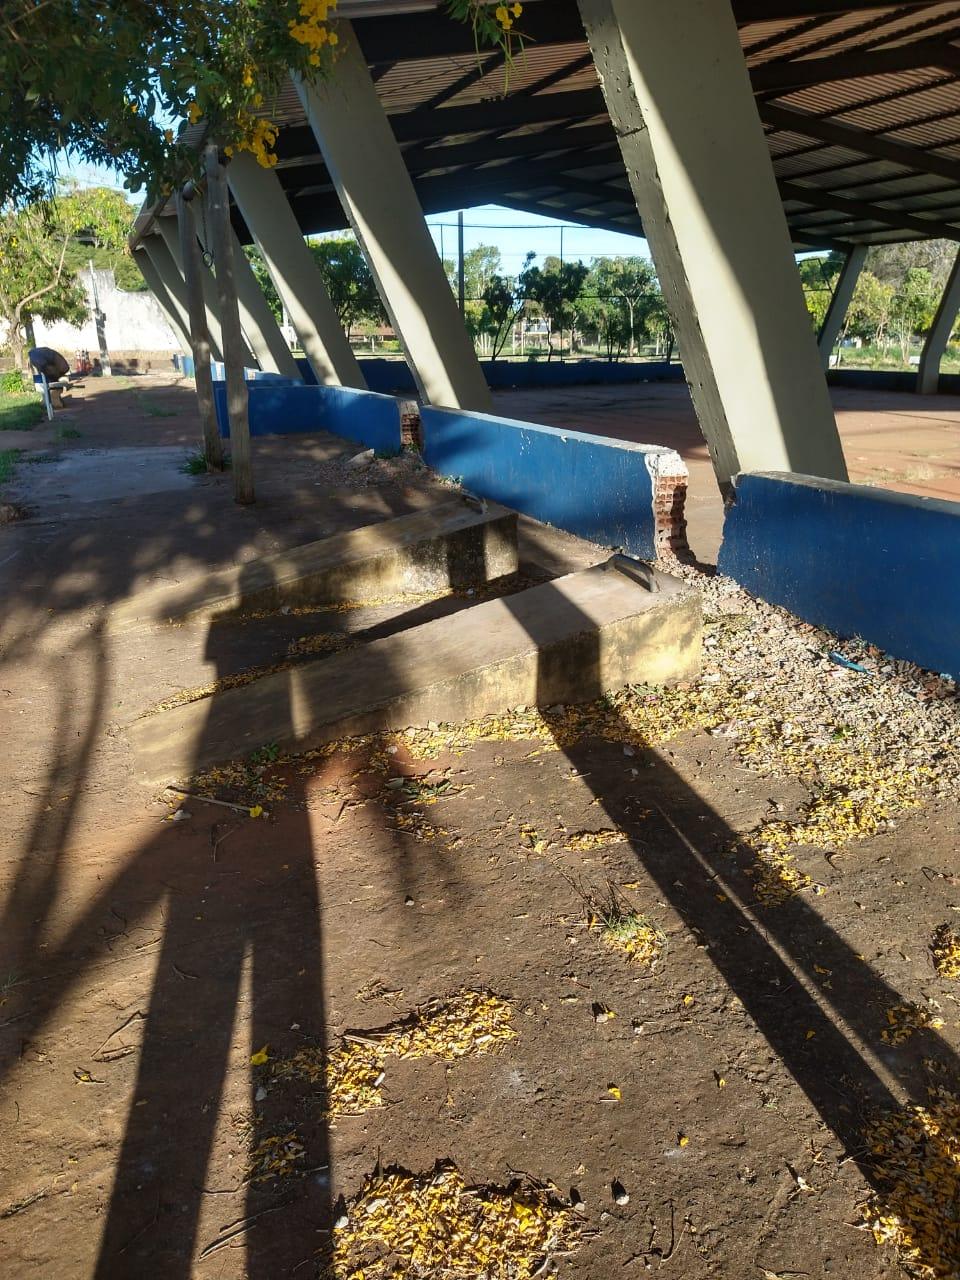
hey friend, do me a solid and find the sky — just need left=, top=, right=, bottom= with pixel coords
left=424, top=204, right=650, bottom=271
left=58, top=153, right=651, bottom=272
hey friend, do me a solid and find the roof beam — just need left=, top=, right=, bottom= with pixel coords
left=779, top=178, right=960, bottom=238
left=272, top=87, right=607, bottom=162
left=276, top=123, right=619, bottom=189
left=750, top=36, right=960, bottom=92
left=761, top=102, right=960, bottom=183
left=354, top=4, right=586, bottom=64
left=424, top=49, right=506, bottom=108
left=736, top=0, right=940, bottom=21
left=494, top=195, right=644, bottom=238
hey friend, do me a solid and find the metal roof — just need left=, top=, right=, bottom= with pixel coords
left=225, top=2, right=960, bottom=250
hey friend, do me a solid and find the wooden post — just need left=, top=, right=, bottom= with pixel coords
left=204, top=143, right=254, bottom=504
left=176, top=190, right=223, bottom=471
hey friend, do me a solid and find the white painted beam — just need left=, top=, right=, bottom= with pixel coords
left=917, top=248, right=960, bottom=394
left=294, top=28, right=492, bottom=411
left=157, top=216, right=254, bottom=368
left=134, top=245, right=191, bottom=352
left=579, top=0, right=848, bottom=491
left=227, top=152, right=365, bottom=388
left=195, top=217, right=302, bottom=379
left=817, top=244, right=867, bottom=369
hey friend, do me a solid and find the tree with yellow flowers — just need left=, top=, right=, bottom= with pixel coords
left=0, top=2, right=525, bottom=205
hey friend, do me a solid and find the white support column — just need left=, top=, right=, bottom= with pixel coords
left=134, top=245, right=191, bottom=351
left=157, top=215, right=254, bottom=368
left=294, top=30, right=492, bottom=411
left=579, top=0, right=848, bottom=491
left=818, top=244, right=867, bottom=369
left=917, top=248, right=960, bottom=394
left=140, top=238, right=195, bottom=350
left=226, top=152, right=364, bottom=387
left=197, top=218, right=302, bottom=379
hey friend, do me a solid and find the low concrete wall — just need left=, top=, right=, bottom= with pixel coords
left=212, top=381, right=402, bottom=453
left=355, top=357, right=685, bottom=395
left=421, top=405, right=687, bottom=560
left=827, top=368, right=960, bottom=394
left=718, top=472, right=960, bottom=677
left=177, top=353, right=960, bottom=397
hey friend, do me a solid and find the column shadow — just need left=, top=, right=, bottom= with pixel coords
left=510, top=567, right=960, bottom=1278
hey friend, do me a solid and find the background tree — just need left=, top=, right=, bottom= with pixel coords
left=1, top=3, right=518, bottom=206
left=62, top=188, right=145, bottom=291
left=481, top=251, right=535, bottom=361
left=798, top=254, right=843, bottom=334
left=308, top=236, right=385, bottom=339
left=0, top=185, right=131, bottom=369
left=2, top=3, right=341, bottom=206
left=839, top=271, right=894, bottom=358
left=523, top=258, right=589, bottom=360
left=246, top=235, right=385, bottom=342
left=890, top=266, right=936, bottom=362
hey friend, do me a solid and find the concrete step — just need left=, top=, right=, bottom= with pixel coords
left=132, top=558, right=701, bottom=783
left=111, top=497, right=518, bottom=628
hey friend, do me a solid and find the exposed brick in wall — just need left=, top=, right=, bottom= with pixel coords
left=646, top=451, right=690, bottom=558
left=398, top=399, right=422, bottom=450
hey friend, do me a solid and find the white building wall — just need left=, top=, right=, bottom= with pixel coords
left=31, top=268, right=180, bottom=352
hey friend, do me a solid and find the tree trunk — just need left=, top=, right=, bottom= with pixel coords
left=627, top=300, right=635, bottom=358
left=9, top=321, right=27, bottom=373
left=177, top=190, right=223, bottom=472
left=205, top=144, right=254, bottom=505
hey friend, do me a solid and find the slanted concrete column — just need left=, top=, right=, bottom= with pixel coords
left=226, top=152, right=364, bottom=387
left=917, top=248, right=960, bottom=394
left=134, top=245, right=191, bottom=351
left=818, top=245, right=867, bottom=369
left=294, top=30, right=492, bottom=411
left=579, top=0, right=848, bottom=491
left=157, top=215, right=254, bottom=368
left=196, top=218, right=302, bottom=379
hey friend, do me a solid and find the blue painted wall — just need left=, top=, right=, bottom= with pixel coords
left=212, top=382, right=402, bottom=454
left=827, top=368, right=960, bottom=394
left=355, top=357, right=685, bottom=395
left=421, top=405, right=676, bottom=559
left=175, top=352, right=960, bottom=397
left=718, top=472, right=960, bottom=677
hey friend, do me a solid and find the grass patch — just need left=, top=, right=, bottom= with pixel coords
left=142, top=403, right=178, bottom=418
left=0, top=391, right=44, bottom=432
left=57, top=426, right=82, bottom=440
left=591, top=888, right=667, bottom=969
left=0, top=449, right=21, bottom=484
left=180, top=448, right=229, bottom=475
left=25, top=453, right=57, bottom=465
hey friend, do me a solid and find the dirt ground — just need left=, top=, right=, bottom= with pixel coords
left=1, top=375, right=959, bottom=1280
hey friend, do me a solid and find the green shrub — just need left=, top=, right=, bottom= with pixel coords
left=0, top=370, right=29, bottom=396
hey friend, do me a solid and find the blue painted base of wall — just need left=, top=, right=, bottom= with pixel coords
left=421, top=405, right=679, bottom=560
left=826, top=368, right=960, bottom=394
left=718, top=472, right=960, bottom=678
left=354, top=357, right=685, bottom=395
left=174, top=351, right=960, bottom=399
left=212, top=382, right=401, bottom=454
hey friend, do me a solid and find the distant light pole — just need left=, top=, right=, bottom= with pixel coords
left=88, top=259, right=112, bottom=376
left=457, top=210, right=465, bottom=319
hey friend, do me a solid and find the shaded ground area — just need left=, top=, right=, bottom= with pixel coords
left=494, top=381, right=960, bottom=562
left=0, top=376, right=959, bottom=1279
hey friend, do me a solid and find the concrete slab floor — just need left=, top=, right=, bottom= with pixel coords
left=493, top=380, right=960, bottom=563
